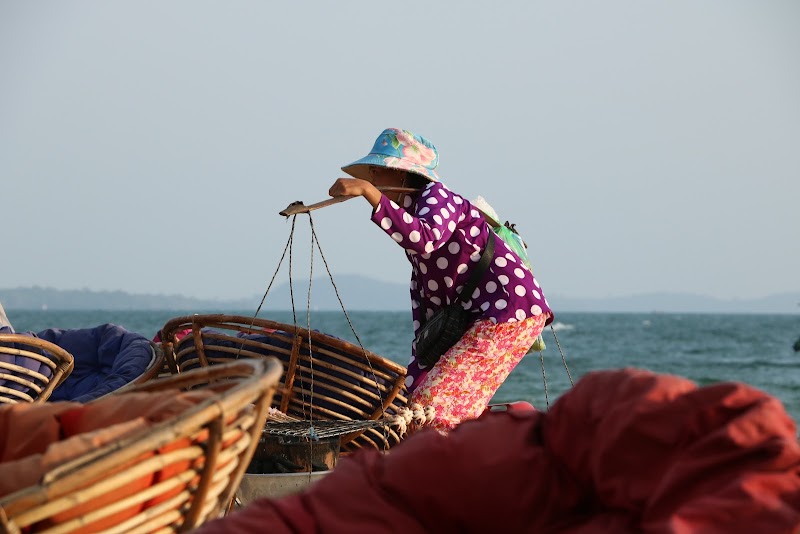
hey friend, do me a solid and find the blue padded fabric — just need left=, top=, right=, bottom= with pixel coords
left=39, top=324, right=153, bottom=403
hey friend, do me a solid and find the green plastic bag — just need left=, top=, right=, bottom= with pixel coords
left=528, top=334, right=546, bottom=352
left=494, top=225, right=531, bottom=270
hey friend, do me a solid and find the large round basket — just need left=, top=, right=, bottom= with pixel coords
left=0, top=357, right=283, bottom=533
left=159, top=314, right=411, bottom=452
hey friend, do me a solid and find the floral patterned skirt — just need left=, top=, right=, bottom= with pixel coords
left=408, top=313, right=549, bottom=432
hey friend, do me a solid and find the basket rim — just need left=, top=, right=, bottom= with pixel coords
left=0, top=357, right=283, bottom=523
left=159, top=314, right=406, bottom=376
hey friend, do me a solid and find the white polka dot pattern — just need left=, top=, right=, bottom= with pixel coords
left=370, top=182, right=552, bottom=340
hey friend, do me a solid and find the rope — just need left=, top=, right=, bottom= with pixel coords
left=303, top=216, right=317, bottom=451
left=264, top=405, right=435, bottom=439
left=539, top=349, right=549, bottom=409
left=307, top=214, right=392, bottom=449
left=243, top=216, right=296, bottom=341
left=550, top=324, right=574, bottom=387
left=244, top=211, right=397, bottom=451
left=531, top=322, right=574, bottom=410
left=264, top=419, right=392, bottom=439
left=266, top=407, right=300, bottom=423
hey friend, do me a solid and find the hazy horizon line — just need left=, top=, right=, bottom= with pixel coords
left=2, top=283, right=799, bottom=302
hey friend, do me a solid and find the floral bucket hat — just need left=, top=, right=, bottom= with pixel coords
left=341, top=128, right=440, bottom=182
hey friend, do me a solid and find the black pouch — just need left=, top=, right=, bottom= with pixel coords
left=413, top=303, right=470, bottom=368
left=413, top=232, right=495, bottom=368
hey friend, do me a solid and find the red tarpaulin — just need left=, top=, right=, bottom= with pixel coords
left=198, top=368, right=800, bottom=533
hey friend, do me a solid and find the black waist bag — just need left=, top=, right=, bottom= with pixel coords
left=413, top=232, right=495, bottom=368
left=414, top=303, right=471, bottom=368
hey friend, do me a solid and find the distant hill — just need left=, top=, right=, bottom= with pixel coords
left=0, top=286, right=253, bottom=311
left=1, top=281, right=799, bottom=314
left=0, top=277, right=408, bottom=312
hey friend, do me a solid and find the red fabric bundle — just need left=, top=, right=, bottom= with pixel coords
left=198, top=368, right=800, bottom=533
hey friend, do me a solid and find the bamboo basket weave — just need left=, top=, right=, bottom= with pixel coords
left=0, top=334, right=75, bottom=404
left=159, top=314, right=411, bottom=452
left=0, top=357, right=283, bottom=533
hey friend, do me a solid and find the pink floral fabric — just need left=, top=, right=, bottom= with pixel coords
left=408, top=313, right=549, bottom=432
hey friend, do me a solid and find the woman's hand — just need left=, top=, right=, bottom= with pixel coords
left=328, top=178, right=382, bottom=208
left=328, top=177, right=369, bottom=197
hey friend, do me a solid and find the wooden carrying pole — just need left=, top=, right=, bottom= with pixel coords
left=279, top=187, right=419, bottom=217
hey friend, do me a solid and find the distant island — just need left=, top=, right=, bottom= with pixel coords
left=1, top=277, right=799, bottom=314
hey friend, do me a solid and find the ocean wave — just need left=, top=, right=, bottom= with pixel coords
left=549, top=322, right=574, bottom=332
left=735, top=359, right=799, bottom=369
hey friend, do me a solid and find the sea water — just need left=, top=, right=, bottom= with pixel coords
left=7, top=309, right=800, bottom=425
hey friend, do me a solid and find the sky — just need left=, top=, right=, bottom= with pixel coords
left=1, top=1, right=798, bottom=303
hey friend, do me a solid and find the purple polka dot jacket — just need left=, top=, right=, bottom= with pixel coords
left=370, top=181, right=554, bottom=346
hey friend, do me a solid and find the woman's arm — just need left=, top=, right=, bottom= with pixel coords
left=328, top=177, right=470, bottom=256
left=372, top=183, right=468, bottom=255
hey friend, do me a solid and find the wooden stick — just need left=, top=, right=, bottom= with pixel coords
left=279, top=186, right=420, bottom=217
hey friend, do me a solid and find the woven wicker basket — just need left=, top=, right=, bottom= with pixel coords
left=159, top=314, right=411, bottom=452
left=0, top=334, right=75, bottom=404
left=0, top=357, right=283, bottom=533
